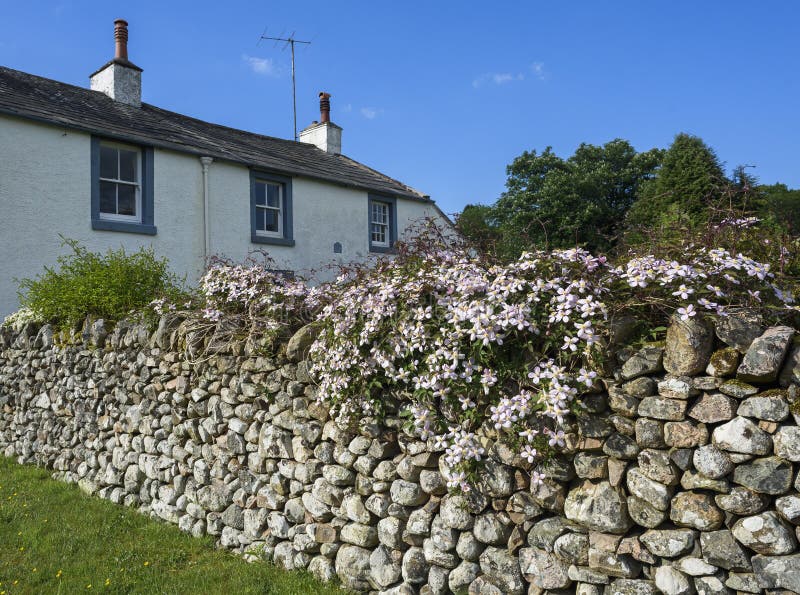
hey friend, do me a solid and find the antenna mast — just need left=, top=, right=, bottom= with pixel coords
left=259, top=32, right=311, bottom=141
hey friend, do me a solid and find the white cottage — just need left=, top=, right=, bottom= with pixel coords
left=0, top=20, right=450, bottom=317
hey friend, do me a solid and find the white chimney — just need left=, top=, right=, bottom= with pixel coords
left=90, top=19, right=142, bottom=107
left=299, top=92, right=342, bottom=154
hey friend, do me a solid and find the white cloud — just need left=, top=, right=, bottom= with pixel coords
left=360, top=107, right=383, bottom=120
left=530, top=62, right=546, bottom=80
left=472, top=72, right=525, bottom=88
left=342, top=103, right=353, bottom=113
left=242, top=54, right=280, bottom=77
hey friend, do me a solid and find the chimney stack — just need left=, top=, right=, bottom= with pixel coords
left=299, top=91, right=342, bottom=155
left=90, top=19, right=143, bottom=107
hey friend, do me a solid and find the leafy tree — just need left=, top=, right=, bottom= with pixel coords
left=480, top=139, right=662, bottom=257
left=759, top=183, right=800, bottom=235
left=624, top=133, right=728, bottom=243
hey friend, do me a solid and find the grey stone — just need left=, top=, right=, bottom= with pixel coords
left=479, top=546, right=525, bottom=595
left=369, top=545, right=403, bottom=588
left=401, top=546, right=429, bottom=585
left=574, top=452, right=609, bottom=479
left=733, top=456, right=793, bottom=495
left=626, top=468, right=672, bottom=511
left=658, top=377, right=698, bottom=400
left=669, top=491, right=724, bottom=531
left=712, top=417, right=772, bottom=455
left=440, top=495, right=474, bottom=530
left=654, top=566, right=693, bottom=595
left=724, top=572, right=761, bottom=593
left=286, top=323, right=320, bottom=361
left=693, top=444, right=734, bottom=479
left=706, top=347, right=740, bottom=377
left=640, top=529, right=696, bottom=558
left=603, top=433, right=640, bottom=459
left=737, top=326, right=795, bottom=383
left=635, top=418, right=665, bottom=448
left=627, top=495, right=667, bottom=529
left=554, top=532, right=589, bottom=565
left=621, top=346, right=664, bottom=380
left=448, top=560, right=480, bottom=594
left=751, top=553, right=800, bottom=591
left=456, top=531, right=484, bottom=562
left=390, top=479, right=427, bottom=506
left=676, top=557, right=717, bottom=576
left=564, top=481, right=633, bottom=534
left=637, top=449, right=680, bottom=485
left=699, top=529, right=751, bottom=570
left=779, top=344, right=800, bottom=387
left=472, top=512, right=512, bottom=545
left=688, top=392, right=738, bottom=424
left=664, top=421, right=708, bottom=448
left=715, top=487, right=770, bottom=515
left=715, top=309, right=765, bottom=353
left=606, top=578, right=657, bottom=594
left=340, top=522, right=378, bottom=547
left=776, top=494, right=800, bottom=525
left=527, top=517, right=570, bottom=551
left=519, top=547, right=572, bottom=590
left=637, top=397, right=687, bottom=421
left=680, top=470, right=730, bottom=493
left=664, top=314, right=714, bottom=376
left=732, top=511, right=797, bottom=555
left=335, top=544, right=372, bottom=591
left=773, top=425, right=800, bottom=461
left=624, top=376, right=656, bottom=398
left=693, top=575, right=732, bottom=595
left=737, top=391, right=789, bottom=421
left=719, top=379, right=759, bottom=398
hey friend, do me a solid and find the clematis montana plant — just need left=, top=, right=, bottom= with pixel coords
left=309, top=240, right=795, bottom=492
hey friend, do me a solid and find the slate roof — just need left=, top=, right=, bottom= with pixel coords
left=0, top=66, right=428, bottom=201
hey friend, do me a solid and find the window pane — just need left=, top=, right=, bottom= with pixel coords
left=119, top=149, right=137, bottom=182
left=117, top=184, right=136, bottom=216
left=100, top=146, right=118, bottom=179
left=266, top=183, right=281, bottom=208
left=264, top=209, right=279, bottom=232
left=256, top=208, right=266, bottom=231
left=99, top=181, right=117, bottom=213
left=255, top=182, right=266, bottom=206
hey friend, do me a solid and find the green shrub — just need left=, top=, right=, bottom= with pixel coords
left=18, top=239, right=187, bottom=329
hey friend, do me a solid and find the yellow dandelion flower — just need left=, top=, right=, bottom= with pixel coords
left=18, top=546, right=24, bottom=551
left=56, top=570, right=63, bottom=578
left=13, top=581, right=18, bottom=586
left=86, top=584, right=92, bottom=590
left=143, top=561, right=149, bottom=567
left=105, top=578, right=111, bottom=586
left=32, top=568, right=37, bottom=573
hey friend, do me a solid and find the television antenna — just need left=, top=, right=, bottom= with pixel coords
left=259, top=30, right=311, bottom=141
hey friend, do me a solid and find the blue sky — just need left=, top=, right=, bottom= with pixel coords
left=2, top=1, right=799, bottom=218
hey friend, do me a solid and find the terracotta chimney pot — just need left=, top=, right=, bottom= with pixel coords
left=114, top=19, right=129, bottom=61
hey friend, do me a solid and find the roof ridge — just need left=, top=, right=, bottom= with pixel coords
left=0, top=64, right=429, bottom=201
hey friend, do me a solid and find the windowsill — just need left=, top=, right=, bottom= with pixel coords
left=92, top=219, right=157, bottom=235
left=251, top=234, right=295, bottom=247
left=369, top=244, right=396, bottom=254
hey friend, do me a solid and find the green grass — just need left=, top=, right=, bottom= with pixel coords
left=0, top=457, right=345, bottom=594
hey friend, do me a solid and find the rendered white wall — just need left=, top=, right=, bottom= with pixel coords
left=0, top=115, right=451, bottom=317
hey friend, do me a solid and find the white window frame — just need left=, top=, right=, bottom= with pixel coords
left=370, top=200, right=390, bottom=247
left=98, top=141, right=142, bottom=224
left=254, top=180, right=284, bottom=238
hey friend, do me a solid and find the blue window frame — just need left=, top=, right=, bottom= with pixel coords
left=90, top=137, right=156, bottom=235
left=251, top=171, right=294, bottom=246
left=368, top=195, right=397, bottom=253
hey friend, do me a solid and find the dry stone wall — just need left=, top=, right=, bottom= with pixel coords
left=1, top=313, right=800, bottom=595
